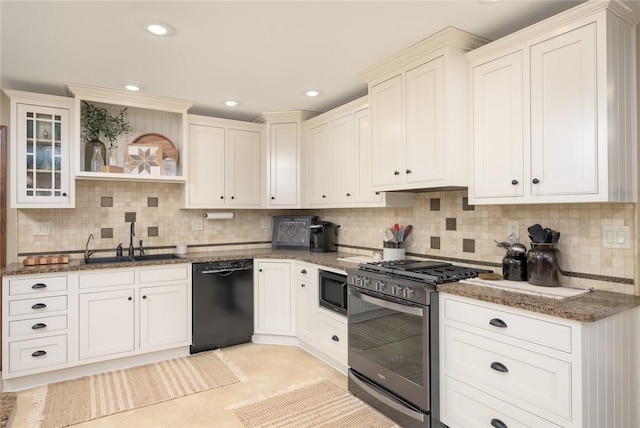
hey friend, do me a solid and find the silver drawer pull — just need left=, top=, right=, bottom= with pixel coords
left=31, top=283, right=47, bottom=289
left=490, top=362, right=509, bottom=373
left=491, top=419, right=508, bottom=428
left=31, top=303, right=47, bottom=309
left=331, top=335, right=339, bottom=342
left=31, top=350, right=47, bottom=357
left=31, top=323, right=47, bottom=330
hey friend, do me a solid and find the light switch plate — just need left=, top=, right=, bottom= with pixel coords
left=33, top=222, right=50, bottom=236
left=602, top=225, right=631, bottom=249
left=191, top=219, right=204, bottom=231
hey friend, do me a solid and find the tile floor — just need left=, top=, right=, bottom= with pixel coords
left=10, top=343, right=348, bottom=428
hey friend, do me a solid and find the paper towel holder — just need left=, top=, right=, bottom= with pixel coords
left=203, top=212, right=234, bottom=220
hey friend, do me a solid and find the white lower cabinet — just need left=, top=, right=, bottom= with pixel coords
left=139, top=283, right=189, bottom=350
left=294, top=262, right=318, bottom=344
left=79, top=288, right=136, bottom=360
left=315, top=310, right=347, bottom=365
left=254, top=260, right=294, bottom=336
left=440, top=293, right=639, bottom=428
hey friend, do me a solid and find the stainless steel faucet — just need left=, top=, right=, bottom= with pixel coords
left=139, top=239, right=145, bottom=256
left=85, top=233, right=94, bottom=260
left=128, top=221, right=135, bottom=257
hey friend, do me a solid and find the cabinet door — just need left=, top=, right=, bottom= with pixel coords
left=354, top=108, right=383, bottom=204
left=330, top=115, right=355, bottom=204
left=255, top=261, right=293, bottom=335
left=78, top=289, right=135, bottom=360
left=471, top=51, right=525, bottom=200
left=530, top=24, right=597, bottom=197
left=188, top=124, right=226, bottom=207
left=227, top=128, right=263, bottom=206
left=139, top=283, right=189, bottom=350
left=307, top=124, right=331, bottom=206
left=405, top=57, right=444, bottom=185
left=295, top=276, right=318, bottom=344
left=15, top=104, right=72, bottom=207
left=269, top=122, right=299, bottom=206
left=370, top=74, right=404, bottom=188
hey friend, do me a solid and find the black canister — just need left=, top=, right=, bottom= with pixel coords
left=526, top=243, right=560, bottom=287
left=502, top=251, right=527, bottom=281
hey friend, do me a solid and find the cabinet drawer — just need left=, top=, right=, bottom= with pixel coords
left=9, top=315, right=68, bottom=338
left=139, top=265, right=189, bottom=284
left=9, top=295, right=68, bottom=316
left=444, top=325, right=571, bottom=419
left=8, top=334, right=68, bottom=374
left=8, top=275, right=68, bottom=296
left=443, top=296, right=572, bottom=353
left=317, top=312, right=347, bottom=363
left=443, top=375, right=562, bottom=428
left=78, top=270, right=135, bottom=289
left=296, top=263, right=318, bottom=281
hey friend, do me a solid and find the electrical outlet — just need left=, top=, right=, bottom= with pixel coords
left=602, top=225, right=631, bottom=249
left=261, top=218, right=272, bottom=229
left=33, top=222, right=50, bottom=236
left=507, top=221, right=519, bottom=242
left=191, top=219, right=204, bottom=231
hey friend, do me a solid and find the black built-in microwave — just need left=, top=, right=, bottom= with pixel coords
left=319, top=270, right=347, bottom=315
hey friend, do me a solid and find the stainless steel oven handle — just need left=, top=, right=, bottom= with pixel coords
left=351, top=290, right=423, bottom=317
left=348, top=371, right=425, bottom=423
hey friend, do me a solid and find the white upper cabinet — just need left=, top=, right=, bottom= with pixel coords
left=66, top=83, right=193, bottom=183
left=259, top=111, right=317, bottom=208
left=303, top=97, right=414, bottom=208
left=184, top=115, right=265, bottom=208
left=359, top=27, right=488, bottom=192
left=2, top=90, right=76, bottom=208
left=468, top=1, right=639, bottom=204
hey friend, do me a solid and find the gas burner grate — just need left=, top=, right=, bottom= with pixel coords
left=356, top=260, right=492, bottom=285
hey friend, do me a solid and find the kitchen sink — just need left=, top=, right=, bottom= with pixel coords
left=84, top=254, right=182, bottom=264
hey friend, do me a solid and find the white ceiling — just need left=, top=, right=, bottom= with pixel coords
left=1, top=1, right=584, bottom=121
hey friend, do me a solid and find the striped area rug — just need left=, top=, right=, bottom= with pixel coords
left=228, top=380, right=399, bottom=428
left=30, top=350, right=245, bottom=428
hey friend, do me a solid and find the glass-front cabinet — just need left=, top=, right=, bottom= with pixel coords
left=3, top=90, right=75, bottom=208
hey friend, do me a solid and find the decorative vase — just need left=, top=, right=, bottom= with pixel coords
left=526, top=243, right=560, bottom=287
left=85, top=140, right=106, bottom=172
left=91, top=145, right=104, bottom=172
left=107, top=146, right=118, bottom=166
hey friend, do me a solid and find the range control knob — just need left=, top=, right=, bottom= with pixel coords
left=375, top=281, right=386, bottom=292
left=403, top=287, right=415, bottom=299
left=362, top=278, right=371, bottom=288
left=392, top=285, right=403, bottom=296
left=352, top=276, right=361, bottom=286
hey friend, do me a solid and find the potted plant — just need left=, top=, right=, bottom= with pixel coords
left=80, top=101, right=133, bottom=171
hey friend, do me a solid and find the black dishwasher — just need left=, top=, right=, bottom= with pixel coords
left=191, top=260, right=254, bottom=354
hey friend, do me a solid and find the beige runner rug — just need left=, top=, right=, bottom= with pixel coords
left=228, top=379, right=399, bottom=428
left=30, top=350, right=245, bottom=428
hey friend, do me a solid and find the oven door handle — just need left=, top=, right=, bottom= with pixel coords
left=348, top=370, right=425, bottom=422
left=351, top=290, right=423, bottom=317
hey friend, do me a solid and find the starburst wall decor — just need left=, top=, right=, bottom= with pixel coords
left=126, top=145, right=163, bottom=175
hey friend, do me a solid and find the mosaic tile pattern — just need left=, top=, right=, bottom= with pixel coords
left=14, top=185, right=637, bottom=294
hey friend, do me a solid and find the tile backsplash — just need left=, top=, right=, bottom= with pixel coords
left=16, top=182, right=637, bottom=295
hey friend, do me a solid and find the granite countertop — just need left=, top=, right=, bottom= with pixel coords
left=3, top=249, right=639, bottom=323
left=438, top=281, right=640, bottom=323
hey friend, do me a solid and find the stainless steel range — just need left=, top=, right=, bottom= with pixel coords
left=346, top=260, right=491, bottom=428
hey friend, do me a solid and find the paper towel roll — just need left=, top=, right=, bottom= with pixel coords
left=203, top=212, right=234, bottom=220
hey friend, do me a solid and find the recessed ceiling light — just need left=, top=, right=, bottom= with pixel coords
left=125, top=85, right=140, bottom=91
left=147, top=24, right=168, bottom=36
left=224, top=100, right=238, bottom=107
left=306, top=90, right=321, bottom=97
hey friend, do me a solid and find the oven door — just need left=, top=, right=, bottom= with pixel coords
left=348, top=287, right=430, bottom=411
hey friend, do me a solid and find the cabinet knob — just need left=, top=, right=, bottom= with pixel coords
left=231, top=196, right=235, bottom=200
left=489, top=318, right=507, bottom=328
left=31, top=323, right=47, bottom=330
left=271, top=196, right=275, bottom=200
left=31, top=303, right=47, bottom=309
left=128, top=296, right=133, bottom=301
left=301, top=283, right=306, bottom=287
left=511, top=179, right=518, bottom=185
left=491, top=419, right=508, bottom=428
left=406, top=169, right=412, bottom=174
left=375, top=192, right=380, bottom=195
left=301, top=269, right=307, bottom=274
left=62, top=192, right=68, bottom=197
left=142, top=295, right=147, bottom=299
left=31, top=350, right=47, bottom=357
left=393, top=171, right=400, bottom=176
left=322, top=195, right=326, bottom=198
left=331, top=335, right=339, bottom=342
left=346, top=193, right=351, bottom=197
left=220, top=196, right=224, bottom=199
left=259, top=269, right=263, bottom=272
left=532, top=178, right=540, bottom=184
left=31, top=283, right=47, bottom=289
left=490, top=361, right=509, bottom=373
